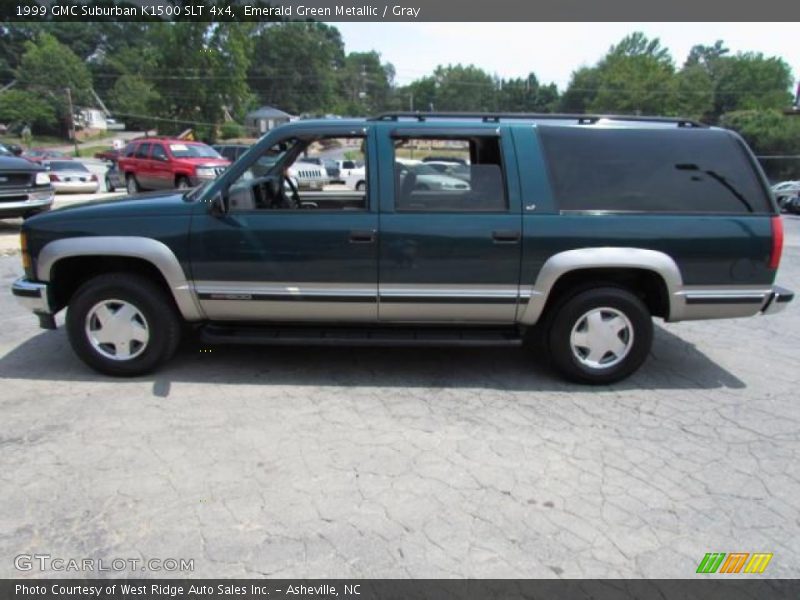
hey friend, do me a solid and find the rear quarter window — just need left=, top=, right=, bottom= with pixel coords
left=538, top=126, right=772, bottom=214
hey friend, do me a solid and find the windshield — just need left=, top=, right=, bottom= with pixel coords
left=169, top=143, right=221, bottom=159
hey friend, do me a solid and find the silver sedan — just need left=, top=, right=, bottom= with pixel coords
left=43, top=160, right=100, bottom=194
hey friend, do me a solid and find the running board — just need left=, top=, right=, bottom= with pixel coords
left=199, top=324, right=524, bottom=347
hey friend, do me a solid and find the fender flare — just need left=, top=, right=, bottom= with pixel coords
left=37, top=236, right=203, bottom=321
left=518, top=247, right=684, bottom=324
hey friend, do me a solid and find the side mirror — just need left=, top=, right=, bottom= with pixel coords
left=209, top=192, right=228, bottom=216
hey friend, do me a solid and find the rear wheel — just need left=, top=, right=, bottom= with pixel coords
left=105, top=177, right=115, bottom=192
left=355, top=181, right=366, bottom=191
left=66, top=273, right=182, bottom=376
left=126, top=174, right=140, bottom=194
left=546, top=287, right=653, bottom=384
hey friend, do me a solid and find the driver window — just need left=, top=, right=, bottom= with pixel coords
left=227, top=136, right=368, bottom=212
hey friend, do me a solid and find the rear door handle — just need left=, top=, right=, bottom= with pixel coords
left=491, top=230, right=521, bottom=243
left=349, top=230, right=376, bottom=244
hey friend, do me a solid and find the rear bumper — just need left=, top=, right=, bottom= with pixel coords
left=761, top=285, right=794, bottom=315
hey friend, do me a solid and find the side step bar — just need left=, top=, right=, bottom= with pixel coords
left=199, top=324, right=524, bottom=347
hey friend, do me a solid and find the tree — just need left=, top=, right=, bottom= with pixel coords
left=107, top=74, right=161, bottom=131
left=430, top=65, right=496, bottom=111
left=248, top=23, right=345, bottom=115
left=721, top=110, right=800, bottom=180
left=0, top=89, right=57, bottom=130
left=496, top=74, right=558, bottom=112
left=15, top=33, right=93, bottom=134
left=337, top=51, right=394, bottom=115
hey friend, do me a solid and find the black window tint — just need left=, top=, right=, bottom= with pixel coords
left=393, top=137, right=507, bottom=212
left=134, top=143, right=151, bottom=159
left=539, top=127, right=771, bottom=214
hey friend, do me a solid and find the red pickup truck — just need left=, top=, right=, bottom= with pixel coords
left=117, top=137, right=230, bottom=194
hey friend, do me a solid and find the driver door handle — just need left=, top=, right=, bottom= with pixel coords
left=349, top=230, right=376, bottom=244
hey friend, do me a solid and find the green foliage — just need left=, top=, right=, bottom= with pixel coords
left=219, top=121, right=246, bottom=140
left=721, top=110, right=800, bottom=180
left=0, top=89, right=57, bottom=130
left=107, top=74, right=161, bottom=131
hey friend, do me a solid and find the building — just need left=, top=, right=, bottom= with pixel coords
left=244, top=106, right=292, bottom=136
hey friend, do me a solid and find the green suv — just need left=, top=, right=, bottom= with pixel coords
left=11, top=113, right=794, bottom=383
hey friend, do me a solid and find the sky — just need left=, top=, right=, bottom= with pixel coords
left=333, top=22, right=800, bottom=91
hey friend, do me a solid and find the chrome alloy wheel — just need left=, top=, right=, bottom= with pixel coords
left=85, top=299, right=150, bottom=361
left=569, top=307, right=634, bottom=370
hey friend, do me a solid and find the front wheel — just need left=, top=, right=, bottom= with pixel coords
left=126, top=174, right=140, bottom=194
left=66, top=273, right=182, bottom=376
left=106, top=177, right=115, bottom=192
left=176, top=176, right=190, bottom=190
left=547, top=287, right=653, bottom=384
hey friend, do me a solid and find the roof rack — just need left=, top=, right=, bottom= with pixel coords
left=368, top=111, right=707, bottom=128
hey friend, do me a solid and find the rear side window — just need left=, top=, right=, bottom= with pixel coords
left=392, top=136, right=507, bottom=212
left=539, top=127, right=771, bottom=214
left=134, top=143, right=151, bottom=159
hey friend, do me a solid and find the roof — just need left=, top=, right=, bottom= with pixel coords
left=247, top=106, right=292, bottom=119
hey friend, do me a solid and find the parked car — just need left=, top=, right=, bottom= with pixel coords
left=396, top=160, right=470, bottom=192
left=104, top=160, right=124, bottom=192
left=94, top=148, right=120, bottom=161
left=0, top=155, right=53, bottom=219
left=421, top=155, right=468, bottom=165
left=771, top=181, right=800, bottom=211
left=12, top=112, right=794, bottom=384
left=117, top=138, right=230, bottom=193
left=0, top=142, right=23, bottom=156
left=300, top=156, right=341, bottom=182
left=424, top=160, right=471, bottom=182
left=213, top=144, right=250, bottom=163
left=287, top=160, right=330, bottom=190
left=43, top=160, right=99, bottom=194
left=783, top=195, right=800, bottom=214
left=23, top=148, right=70, bottom=164
left=0, top=143, right=13, bottom=157
left=341, top=165, right=367, bottom=191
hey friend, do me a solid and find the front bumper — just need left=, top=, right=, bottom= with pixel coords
left=762, top=285, right=794, bottom=315
left=11, top=277, right=56, bottom=329
left=0, top=191, right=54, bottom=217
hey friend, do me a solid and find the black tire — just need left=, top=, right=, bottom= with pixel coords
left=126, top=174, right=140, bottom=194
left=176, top=176, right=190, bottom=190
left=105, top=177, right=115, bottom=192
left=66, top=273, right=182, bottom=376
left=355, top=181, right=366, bottom=191
left=546, top=286, right=653, bottom=385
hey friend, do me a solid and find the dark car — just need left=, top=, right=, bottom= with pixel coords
left=104, top=160, right=125, bottom=192
left=0, top=155, right=54, bottom=219
left=212, top=144, right=250, bottom=163
left=11, top=112, right=794, bottom=384
left=22, top=148, right=70, bottom=164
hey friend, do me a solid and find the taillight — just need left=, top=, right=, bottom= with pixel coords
left=90, top=174, right=98, bottom=181
left=49, top=174, right=59, bottom=182
left=769, top=215, right=783, bottom=270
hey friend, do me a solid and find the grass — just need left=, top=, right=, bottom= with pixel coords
left=394, top=148, right=467, bottom=161
left=76, top=145, right=110, bottom=158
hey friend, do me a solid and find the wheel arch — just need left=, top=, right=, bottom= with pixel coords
left=519, top=248, right=683, bottom=325
left=38, top=237, right=203, bottom=321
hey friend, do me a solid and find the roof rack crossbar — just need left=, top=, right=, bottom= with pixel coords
left=368, top=111, right=706, bottom=128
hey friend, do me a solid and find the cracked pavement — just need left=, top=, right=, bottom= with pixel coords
left=0, top=217, right=798, bottom=579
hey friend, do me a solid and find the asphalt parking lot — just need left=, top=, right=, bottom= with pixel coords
left=0, top=213, right=798, bottom=579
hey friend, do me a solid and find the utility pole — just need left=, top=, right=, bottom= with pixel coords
left=65, top=87, right=78, bottom=157
left=409, top=92, right=414, bottom=112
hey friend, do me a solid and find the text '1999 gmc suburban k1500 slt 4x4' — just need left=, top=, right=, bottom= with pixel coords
left=12, top=112, right=794, bottom=384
